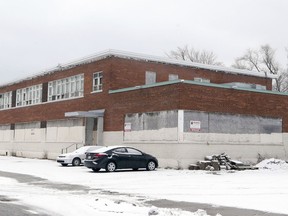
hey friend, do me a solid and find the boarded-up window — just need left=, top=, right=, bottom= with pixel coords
left=46, top=119, right=84, bottom=142
left=14, top=122, right=41, bottom=142
left=169, top=74, right=178, bottom=81
left=183, top=110, right=282, bottom=134
left=145, top=71, right=156, bottom=85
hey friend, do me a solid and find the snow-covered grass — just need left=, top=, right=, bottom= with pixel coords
left=1, top=156, right=288, bottom=215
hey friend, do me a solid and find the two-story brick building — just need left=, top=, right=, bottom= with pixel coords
left=0, top=50, right=287, bottom=168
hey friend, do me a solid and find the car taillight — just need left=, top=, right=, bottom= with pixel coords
left=94, top=153, right=107, bottom=158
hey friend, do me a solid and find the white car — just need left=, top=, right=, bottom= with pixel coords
left=57, top=146, right=101, bottom=166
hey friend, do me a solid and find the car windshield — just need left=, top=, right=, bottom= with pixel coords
left=88, top=146, right=125, bottom=153
left=72, top=146, right=99, bottom=154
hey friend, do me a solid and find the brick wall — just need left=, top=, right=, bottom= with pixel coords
left=109, top=57, right=272, bottom=90
left=0, top=56, right=277, bottom=131
left=0, top=56, right=272, bottom=94
left=107, top=83, right=288, bottom=132
left=0, top=58, right=112, bottom=93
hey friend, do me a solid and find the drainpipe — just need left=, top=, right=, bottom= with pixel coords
left=97, top=117, right=104, bottom=146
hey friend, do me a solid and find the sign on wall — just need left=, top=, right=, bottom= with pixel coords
left=124, top=122, right=132, bottom=132
left=190, top=120, right=201, bottom=132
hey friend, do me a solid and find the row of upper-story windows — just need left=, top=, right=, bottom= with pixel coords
left=16, top=84, right=42, bottom=107
left=145, top=71, right=180, bottom=85
left=48, top=74, right=84, bottom=101
left=0, top=71, right=103, bottom=110
left=0, top=70, right=208, bottom=111
left=145, top=71, right=210, bottom=84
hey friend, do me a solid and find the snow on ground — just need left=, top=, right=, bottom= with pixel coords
left=1, top=156, right=288, bottom=215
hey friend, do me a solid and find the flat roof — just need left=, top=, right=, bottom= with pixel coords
left=109, top=79, right=288, bottom=97
left=0, top=49, right=276, bottom=88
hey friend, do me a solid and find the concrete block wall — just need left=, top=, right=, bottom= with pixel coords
left=0, top=124, right=286, bottom=168
left=0, top=120, right=85, bottom=159
left=118, top=109, right=286, bottom=168
left=131, top=141, right=286, bottom=169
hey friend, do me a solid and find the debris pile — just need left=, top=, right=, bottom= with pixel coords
left=189, top=153, right=258, bottom=171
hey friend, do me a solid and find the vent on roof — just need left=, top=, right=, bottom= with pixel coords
left=194, top=77, right=210, bottom=83
left=223, top=82, right=266, bottom=90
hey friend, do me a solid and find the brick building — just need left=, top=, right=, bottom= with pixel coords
left=0, top=50, right=287, bottom=168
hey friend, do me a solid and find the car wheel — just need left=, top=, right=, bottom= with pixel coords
left=146, top=160, right=156, bottom=171
left=92, top=168, right=100, bottom=172
left=72, top=158, right=81, bottom=166
left=106, top=161, right=116, bottom=172
left=61, top=163, right=68, bottom=167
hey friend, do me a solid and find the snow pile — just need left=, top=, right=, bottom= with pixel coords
left=256, top=158, right=288, bottom=170
left=148, top=207, right=221, bottom=216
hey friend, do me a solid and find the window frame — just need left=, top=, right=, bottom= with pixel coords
left=0, top=91, right=12, bottom=110
left=16, top=84, right=42, bottom=107
left=48, top=74, right=84, bottom=102
left=194, top=77, right=210, bottom=83
left=126, top=148, right=143, bottom=155
left=92, top=71, right=103, bottom=93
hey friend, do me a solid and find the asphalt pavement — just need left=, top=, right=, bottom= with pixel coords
left=1, top=170, right=287, bottom=216
left=148, top=199, right=288, bottom=216
left=0, top=196, right=51, bottom=216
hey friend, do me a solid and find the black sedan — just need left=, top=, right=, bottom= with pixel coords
left=84, top=146, right=158, bottom=172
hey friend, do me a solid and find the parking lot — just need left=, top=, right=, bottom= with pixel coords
left=1, top=156, right=288, bottom=216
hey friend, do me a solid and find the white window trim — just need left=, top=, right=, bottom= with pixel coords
left=16, top=84, right=42, bottom=107
left=0, top=91, right=12, bottom=110
left=48, top=74, right=84, bottom=102
left=92, top=71, right=103, bottom=93
left=194, top=77, right=210, bottom=83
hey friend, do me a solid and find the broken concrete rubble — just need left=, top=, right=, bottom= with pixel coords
left=189, top=153, right=258, bottom=171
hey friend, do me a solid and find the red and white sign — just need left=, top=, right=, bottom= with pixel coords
left=190, top=121, right=201, bottom=132
left=124, top=122, right=132, bottom=132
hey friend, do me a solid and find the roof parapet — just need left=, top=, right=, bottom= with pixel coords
left=0, top=49, right=277, bottom=88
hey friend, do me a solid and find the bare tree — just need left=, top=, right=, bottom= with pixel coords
left=261, top=44, right=279, bottom=75
left=274, top=72, right=288, bottom=92
left=232, top=44, right=288, bottom=92
left=167, top=45, right=223, bottom=66
left=232, top=49, right=261, bottom=71
left=277, top=48, right=288, bottom=92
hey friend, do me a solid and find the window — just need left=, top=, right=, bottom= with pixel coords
left=0, top=124, right=10, bottom=130
left=15, top=121, right=40, bottom=130
left=145, top=71, right=156, bottom=84
left=48, top=74, right=84, bottom=101
left=194, top=77, right=210, bottom=83
left=16, top=85, right=42, bottom=107
left=93, top=72, right=103, bottom=92
left=113, top=148, right=127, bottom=154
left=169, top=74, right=179, bottom=81
left=126, top=148, right=142, bottom=155
left=0, top=91, right=12, bottom=110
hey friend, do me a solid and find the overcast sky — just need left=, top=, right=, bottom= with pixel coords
left=0, top=0, right=287, bottom=85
